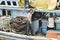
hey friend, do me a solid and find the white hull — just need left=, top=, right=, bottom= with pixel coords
left=0, top=31, right=58, bottom=40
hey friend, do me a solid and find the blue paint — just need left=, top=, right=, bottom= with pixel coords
left=46, top=13, right=60, bottom=17
left=0, top=10, right=2, bottom=15
left=56, top=23, right=60, bottom=30
left=11, top=10, right=29, bottom=18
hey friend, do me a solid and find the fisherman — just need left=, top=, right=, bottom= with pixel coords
left=26, top=9, right=34, bottom=35
left=47, top=13, right=55, bottom=30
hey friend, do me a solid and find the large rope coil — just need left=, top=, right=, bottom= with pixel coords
left=10, top=16, right=28, bottom=32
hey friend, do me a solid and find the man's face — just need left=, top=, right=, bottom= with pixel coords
left=30, top=11, right=34, bottom=14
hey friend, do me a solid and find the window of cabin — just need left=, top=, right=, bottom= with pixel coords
left=7, top=1, right=11, bottom=5
left=7, top=10, right=11, bottom=16
left=12, top=1, right=17, bottom=6
left=2, top=9, right=6, bottom=16
left=1, top=1, right=5, bottom=5
left=2, top=10, right=11, bottom=16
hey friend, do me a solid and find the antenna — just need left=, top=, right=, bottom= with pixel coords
left=24, top=0, right=29, bottom=8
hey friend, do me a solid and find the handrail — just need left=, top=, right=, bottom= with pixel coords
left=0, top=5, right=60, bottom=12
left=0, top=31, right=57, bottom=40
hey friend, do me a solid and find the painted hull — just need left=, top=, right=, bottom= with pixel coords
left=0, top=31, right=58, bottom=40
